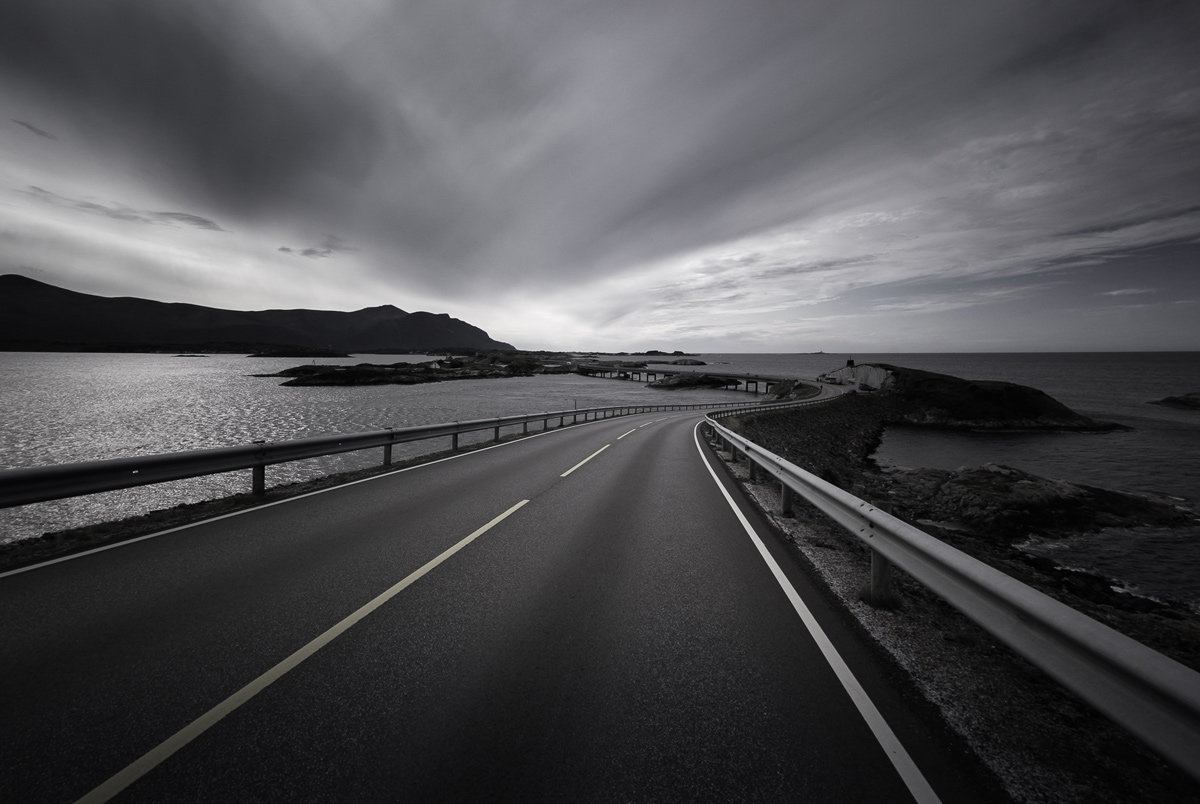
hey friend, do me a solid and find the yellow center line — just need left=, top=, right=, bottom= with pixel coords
left=560, top=444, right=610, bottom=477
left=617, top=428, right=637, bottom=440
left=75, top=499, right=530, bottom=804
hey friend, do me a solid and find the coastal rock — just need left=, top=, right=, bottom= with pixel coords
left=261, top=356, right=536, bottom=386
left=878, top=463, right=1192, bottom=537
left=873, top=364, right=1124, bottom=431
left=646, top=373, right=739, bottom=390
left=1149, top=391, right=1200, bottom=411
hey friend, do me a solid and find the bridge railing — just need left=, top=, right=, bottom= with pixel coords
left=0, top=401, right=758, bottom=509
left=702, top=411, right=1200, bottom=781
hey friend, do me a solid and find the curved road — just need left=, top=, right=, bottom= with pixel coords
left=1, top=410, right=1005, bottom=803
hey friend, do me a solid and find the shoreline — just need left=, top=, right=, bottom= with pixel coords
left=709, top=409, right=1199, bottom=803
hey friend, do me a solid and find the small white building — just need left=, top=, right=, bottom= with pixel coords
left=817, top=362, right=893, bottom=391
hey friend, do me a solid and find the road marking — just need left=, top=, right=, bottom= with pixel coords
left=638, top=421, right=656, bottom=428
left=1, top=409, right=619, bottom=579
left=73, top=499, right=530, bottom=804
left=692, top=425, right=941, bottom=804
left=560, top=444, right=610, bottom=477
left=617, top=428, right=637, bottom=440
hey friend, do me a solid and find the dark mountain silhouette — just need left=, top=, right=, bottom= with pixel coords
left=0, top=274, right=515, bottom=352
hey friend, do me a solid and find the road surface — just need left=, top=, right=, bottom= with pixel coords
left=1, top=409, right=1005, bottom=802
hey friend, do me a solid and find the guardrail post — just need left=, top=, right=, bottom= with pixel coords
left=862, top=503, right=899, bottom=608
left=780, top=484, right=794, bottom=516
left=383, top=428, right=394, bottom=466
left=452, top=433, right=459, bottom=451
left=252, top=440, right=266, bottom=495
left=523, top=421, right=528, bottom=435
left=748, top=457, right=759, bottom=483
left=494, top=426, right=501, bottom=442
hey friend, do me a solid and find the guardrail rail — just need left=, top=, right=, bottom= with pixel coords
left=0, top=400, right=772, bottom=509
left=702, top=410, right=1200, bottom=782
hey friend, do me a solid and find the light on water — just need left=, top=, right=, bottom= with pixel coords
left=0, top=352, right=750, bottom=542
left=3, top=350, right=1199, bottom=609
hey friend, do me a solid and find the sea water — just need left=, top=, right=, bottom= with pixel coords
left=659, top=351, right=1200, bottom=608
left=2, top=351, right=1198, bottom=608
left=0, top=352, right=749, bottom=544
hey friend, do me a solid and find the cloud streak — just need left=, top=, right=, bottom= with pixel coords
left=279, top=235, right=357, bottom=259
left=22, top=186, right=225, bottom=230
left=1, top=0, right=1198, bottom=350
left=12, top=118, right=57, bottom=140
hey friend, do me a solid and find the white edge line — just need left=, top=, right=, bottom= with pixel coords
left=1, top=410, right=638, bottom=580
left=691, top=423, right=942, bottom=804
left=560, top=444, right=610, bottom=477
left=617, top=429, right=637, bottom=440
left=74, top=499, right=530, bottom=804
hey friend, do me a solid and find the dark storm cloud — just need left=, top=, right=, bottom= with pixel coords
left=279, top=235, right=357, bottom=259
left=12, top=119, right=57, bottom=140
left=4, top=0, right=1200, bottom=349
left=0, top=1, right=385, bottom=217
left=23, top=186, right=225, bottom=231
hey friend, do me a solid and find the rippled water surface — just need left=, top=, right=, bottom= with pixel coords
left=616, top=351, right=1200, bottom=607
left=4, top=351, right=1199, bottom=608
left=0, top=352, right=749, bottom=542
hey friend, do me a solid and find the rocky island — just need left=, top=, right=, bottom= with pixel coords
left=719, top=366, right=1200, bottom=804
left=722, top=365, right=1196, bottom=656
left=820, top=362, right=1125, bottom=430
left=1150, top=391, right=1200, bottom=411
left=255, top=353, right=572, bottom=386
left=646, top=373, right=736, bottom=389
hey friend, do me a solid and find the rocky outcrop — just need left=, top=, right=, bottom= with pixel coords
left=258, top=356, right=538, bottom=386
left=1150, top=392, right=1200, bottom=411
left=646, top=373, right=739, bottom=390
left=876, top=463, right=1191, bottom=537
left=872, top=364, right=1124, bottom=431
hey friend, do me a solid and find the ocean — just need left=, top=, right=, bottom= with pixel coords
left=2, top=351, right=1198, bottom=608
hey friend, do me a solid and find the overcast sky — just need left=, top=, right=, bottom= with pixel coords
left=2, top=0, right=1198, bottom=351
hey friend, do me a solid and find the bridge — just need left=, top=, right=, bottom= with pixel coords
left=575, top=362, right=796, bottom=394
left=1, top=399, right=1197, bottom=802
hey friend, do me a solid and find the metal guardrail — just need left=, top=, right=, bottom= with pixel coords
left=0, top=401, right=759, bottom=510
left=702, top=413, right=1200, bottom=781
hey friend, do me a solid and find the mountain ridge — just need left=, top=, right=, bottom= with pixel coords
left=0, top=274, right=515, bottom=352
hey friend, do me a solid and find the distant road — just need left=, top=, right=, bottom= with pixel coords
left=1, top=409, right=1003, bottom=803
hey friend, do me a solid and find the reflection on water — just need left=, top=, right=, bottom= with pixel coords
left=0, top=352, right=751, bottom=542
left=4, top=350, right=1200, bottom=606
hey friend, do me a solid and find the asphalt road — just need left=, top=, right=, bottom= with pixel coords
left=1, top=410, right=1006, bottom=803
